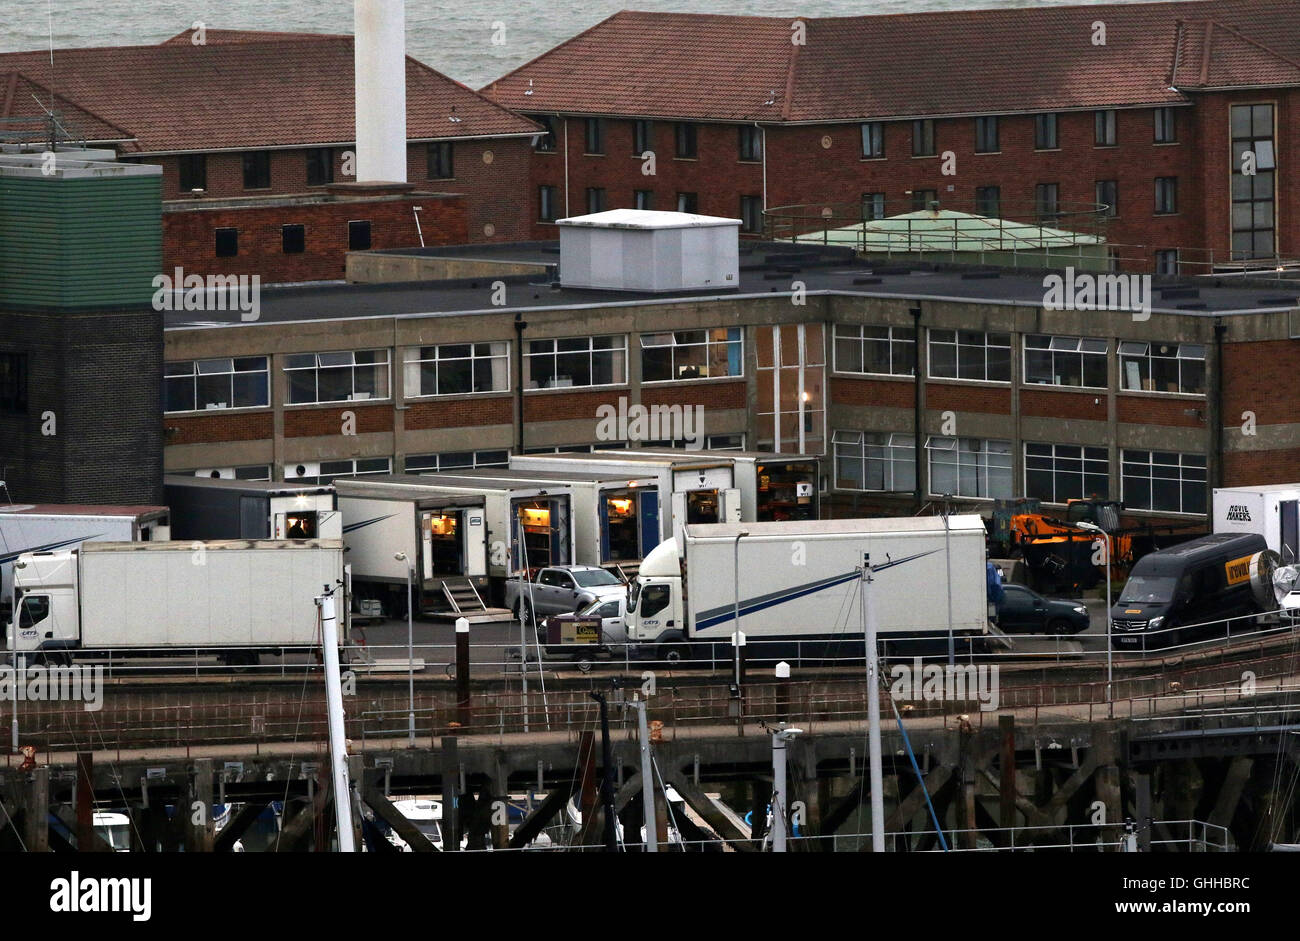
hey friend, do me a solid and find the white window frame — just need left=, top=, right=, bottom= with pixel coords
left=860, top=122, right=884, bottom=159
left=1022, top=335, right=1109, bottom=389
left=524, top=335, right=628, bottom=389
left=926, top=436, right=1013, bottom=499
left=833, top=323, right=916, bottom=377
left=640, top=328, right=744, bottom=383
left=927, top=329, right=1012, bottom=383
left=164, top=356, right=270, bottom=413
left=1118, top=341, right=1206, bottom=395
left=284, top=349, right=391, bottom=405
left=403, top=342, right=509, bottom=398
left=1121, top=449, right=1207, bottom=515
left=1023, top=442, right=1110, bottom=505
left=405, top=449, right=510, bottom=473
left=833, top=430, right=916, bottom=493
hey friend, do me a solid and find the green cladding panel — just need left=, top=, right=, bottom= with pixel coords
left=0, top=172, right=162, bottom=309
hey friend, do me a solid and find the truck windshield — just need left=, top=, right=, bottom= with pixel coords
left=573, top=569, right=621, bottom=588
left=1118, top=575, right=1177, bottom=605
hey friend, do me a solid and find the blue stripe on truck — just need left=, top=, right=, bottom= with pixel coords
left=0, top=533, right=107, bottom=565
left=342, top=514, right=397, bottom=533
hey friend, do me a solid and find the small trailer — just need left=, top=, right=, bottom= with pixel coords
left=1213, top=484, right=1300, bottom=563
left=164, top=476, right=341, bottom=541
left=616, top=447, right=820, bottom=523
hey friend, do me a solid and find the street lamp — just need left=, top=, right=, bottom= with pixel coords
left=394, top=551, right=416, bottom=746
left=1076, top=521, right=1113, bottom=717
left=732, top=530, right=749, bottom=688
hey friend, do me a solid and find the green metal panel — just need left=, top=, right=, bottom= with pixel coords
left=0, top=173, right=161, bottom=309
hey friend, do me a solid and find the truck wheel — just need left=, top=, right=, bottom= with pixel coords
left=577, top=659, right=594, bottom=674
left=661, top=645, right=687, bottom=665
left=517, top=601, right=535, bottom=628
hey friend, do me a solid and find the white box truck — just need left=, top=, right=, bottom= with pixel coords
left=1, top=504, right=170, bottom=607
left=625, top=516, right=989, bottom=662
left=163, top=476, right=341, bottom=541
left=1212, top=484, right=1300, bottom=563
left=508, top=451, right=740, bottom=544
left=331, top=478, right=490, bottom=617
left=10, top=539, right=345, bottom=664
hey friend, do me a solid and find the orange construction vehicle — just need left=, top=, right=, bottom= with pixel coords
left=1007, top=497, right=1133, bottom=592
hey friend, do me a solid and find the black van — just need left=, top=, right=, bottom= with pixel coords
left=1110, top=533, right=1267, bottom=650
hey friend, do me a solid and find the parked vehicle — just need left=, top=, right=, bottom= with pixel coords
left=624, top=516, right=989, bottom=662
left=1213, top=484, right=1300, bottom=563
left=616, top=448, right=820, bottom=523
left=995, top=584, right=1090, bottom=634
left=163, top=476, right=340, bottom=540
left=10, top=539, right=345, bottom=664
left=1110, top=533, right=1271, bottom=650
left=505, top=564, right=627, bottom=625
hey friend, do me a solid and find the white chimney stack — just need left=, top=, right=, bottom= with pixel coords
left=354, top=0, right=408, bottom=183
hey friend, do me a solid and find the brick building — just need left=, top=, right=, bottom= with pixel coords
left=483, top=0, right=1300, bottom=272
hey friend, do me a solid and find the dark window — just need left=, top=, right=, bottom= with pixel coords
left=1231, top=104, right=1276, bottom=259
left=1094, top=110, right=1117, bottom=146
left=348, top=220, right=372, bottom=251
left=1096, top=180, right=1119, bottom=217
left=0, top=352, right=28, bottom=414
left=305, top=147, right=333, bottom=186
left=178, top=154, right=207, bottom=192
left=739, top=125, right=763, bottom=162
left=676, top=192, right=698, bottom=213
left=585, top=117, right=604, bottom=154
left=1035, top=183, right=1060, bottom=221
left=675, top=123, right=697, bottom=158
left=214, top=227, right=238, bottom=258
left=740, top=195, right=763, bottom=233
left=975, top=185, right=1000, bottom=217
left=1155, top=177, right=1178, bottom=215
left=1154, top=107, right=1177, bottom=144
left=861, top=192, right=886, bottom=220
left=427, top=142, right=453, bottom=179
left=532, top=115, right=557, bottom=153
left=911, top=189, right=937, bottom=211
left=912, top=119, right=936, bottom=157
left=974, top=116, right=999, bottom=153
left=860, top=122, right=884, bottom=158
left=242, top=151, right=271, bottom=189
left=1034, top=113, right=1059, bottom=150
left=1155, top=249, right=1179, bottom=275
left=633, top=120, right=653, bottom=155
left=634, top=190, right=654, bottom=210
left=539, top=185, right=558, bottom=221
left=586, top=187, right=606, bottom=214
left=282, top=224, right=305, bottom=254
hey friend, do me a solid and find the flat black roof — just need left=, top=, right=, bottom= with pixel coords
left=164, top=241, right=1300, bottom=331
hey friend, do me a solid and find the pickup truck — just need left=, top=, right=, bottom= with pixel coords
left=505, top=565, right=627, bottom=625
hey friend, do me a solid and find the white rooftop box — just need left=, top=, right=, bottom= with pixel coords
left=557, top=209, right=740, bottom=293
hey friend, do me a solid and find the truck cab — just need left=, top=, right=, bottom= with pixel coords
left=625, top=538, right=687, bottom=659
left=9, top=550, right=80, bottom=653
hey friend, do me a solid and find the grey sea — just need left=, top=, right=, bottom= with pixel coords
left=2, top=0, right=1193, bottom=88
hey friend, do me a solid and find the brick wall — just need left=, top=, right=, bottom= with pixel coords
left=1116, top=394, right=1206, bottom=427
left=165, top=411, right=273, bottom=445
left=925, top=382, right=1011, bottom=414
left=640, top=380, right=746, bottom=409
left=1224, top=447, right=1300, bottom=487
left=284, top=404, right=392, bottom=438
left=1020, top=388, right=1106, bottom=420
left=1223, top=338, right=1300, bottom=427
left=830, top=376, right=915, bottom=408
left=523, top=389, right=623, bottom=423
left=406, top=396, right=513, bottom=430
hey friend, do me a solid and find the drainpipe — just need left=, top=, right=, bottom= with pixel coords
left=911, top=303, right=923, bottom=511
left=755, top=121, right=767, bottom=230
left=562, top=117, right=570, bottom=217
left=515, top=313, right=528, bottom=454
left=1213, top=319, right=1226, bottom=489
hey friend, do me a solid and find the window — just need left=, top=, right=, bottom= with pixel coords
left=305, top=148, right=333, bottom=186
left=927, top=437, right=1013, bottom=499
left=281, top=224, right=305, bottom=254
left=1023, top=335, right=1108, bottom=388
left=675, top=123, right=697, bottom=158
left=586, top=187, right=606, bottom=214
left=1155, top=249, right=1179, bottom=276
left=641, top=328, right=743, bottom=382
left=676, top=192, right=698, bottom=214
left=1034, top=113, right=1058, bottom=150
left=18, top=595, right=49, bottom=630
left=1155, top=177, right=1178, bottom=214
left=1121, top=450, right=1207, bottom=514
left=862, top=192, right=886, bottom=221
left=525, top=335, right=627, bottom=388
left=860, top=122, right=884, bottom=159
left=539, top=185, right=558, bottom=222
left=532, top=115, right=558, bottom=152
left=912, top=119, right=936, bottom=157
left=739, top=126, right=763, bottom=162
left=974, top=116, right=999, bottom=153
left=740, top=195, right=763, bottom=234
left=1118, top=341, right=1206, bottom=394
left=313, top=458, right=392, bottom=483
left=634, top=120, right=653, bottom=155
left=975, top=185, right=1001, bottom=218
left=348, top=220, right=372, bottom=251
left=1231, top=104, right=1275, bottom=259
left=427, top=142, right=454, bottom=179
left=164, top=357, right=270, bottom=412
left=1035, top=183, right=1060, bottom=222
left=0, top=352, right=28, bottom=413
left=642, top=434, right=745, bottom=450
left=284, top=350, right=391, bottom=404
left=1094, top=110, right=1117, bottom=146
left=1154, top=107, right=1177, bottom=144
left=242, top=151, right=270, bottom=189
left=584, top=117, right=604, bottom=154
left=406, top=449, right=510, bottom=473
left=833, top=430, right=916, bottom=492
left=191, top=465, right=271, bottom=481
left=178, top=154, right=207, bottom=192
left=928, top=330, right=1011, bottom=382
left=834, top=324, right=915, bottom=376
left=403, top=342, right=509, bottom=397
left=638, top=584, right=671, bottom=618
left=1095, top=180, right=1118, bottom=217
left=1025, top=443, right=1109, bottom=503
left=214, top=227, right=238, bottom=258
left=911, top=189, right=937, bottom=211
left=634, top=190, right=654, bottom=210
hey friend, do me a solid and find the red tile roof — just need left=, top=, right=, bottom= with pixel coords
left=483, top=0, right=1300, bottom=123
left=0, top=32, right=539, bottom=153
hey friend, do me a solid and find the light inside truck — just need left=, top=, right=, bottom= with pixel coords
left=518, top=507, right=550, bottom=527
left=426, top=514, right=457, bottom=536
left=284, top=513, right=318, bottom=538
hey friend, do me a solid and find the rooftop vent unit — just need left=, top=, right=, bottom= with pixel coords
left=556, top=209, right=740, bottom=293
